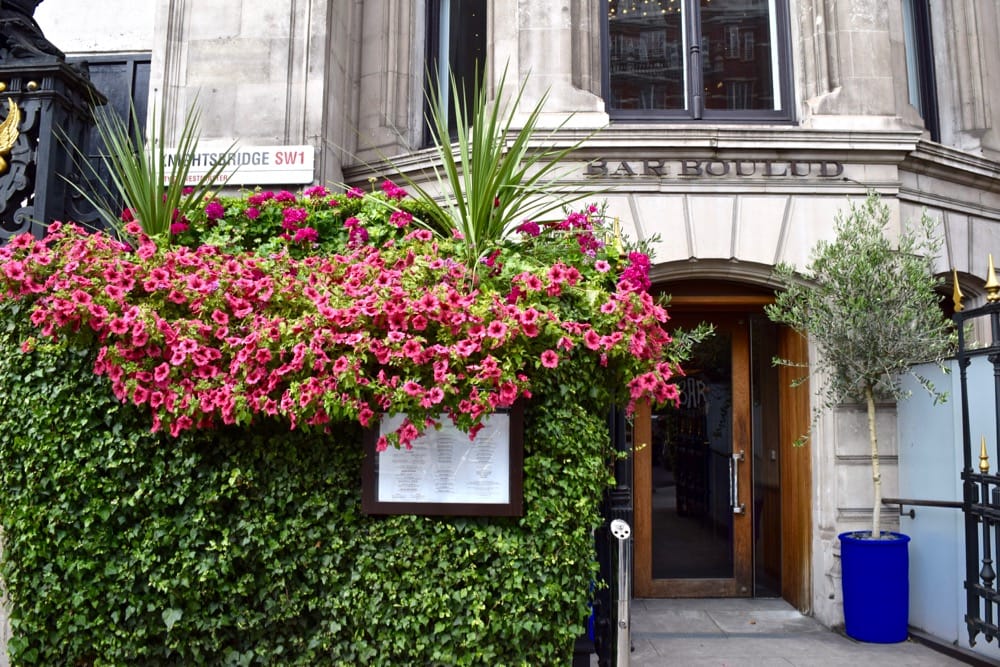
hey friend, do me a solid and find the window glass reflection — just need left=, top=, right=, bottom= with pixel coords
left=700, top=0, right=775, bottom=110
left=608, top=0, right=687, bottom=111
left=607, top=0, right=780, bottom=114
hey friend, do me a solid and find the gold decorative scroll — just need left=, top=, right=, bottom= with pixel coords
left=0, top=98, right=21, bottom=174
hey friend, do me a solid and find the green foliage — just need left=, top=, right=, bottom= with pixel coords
left=65, top=100, right=233, bottom=244
left=765, top=191, right=954, bottom=408
left=401, top=66, right=601, bottom=273
left=0, top=299, right=610, bottom=665
left=175, top=185, right=444, bottom=260
left=765, top=191, right=954, bottom=537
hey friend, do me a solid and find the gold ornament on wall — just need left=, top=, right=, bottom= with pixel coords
left=0, top=98, right=22, bottom=174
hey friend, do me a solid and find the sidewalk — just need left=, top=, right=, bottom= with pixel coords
left=619, top=597, right=981, bottom=666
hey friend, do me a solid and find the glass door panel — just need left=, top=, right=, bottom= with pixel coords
left=651, top=327, right=734, bottom=579
left=634, top=314, right=752, bottom=597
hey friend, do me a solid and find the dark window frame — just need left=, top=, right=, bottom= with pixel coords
left=423, top=0, right=487, bottom=146
left=902, top=0, right=939, bottom=142
left=601, top=0, right=795, bottom=123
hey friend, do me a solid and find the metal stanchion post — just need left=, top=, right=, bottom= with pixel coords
left=610, top=519, right=631, bottom=666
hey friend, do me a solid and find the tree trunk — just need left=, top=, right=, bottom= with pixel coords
left=865, top=384, right=881, bottom=539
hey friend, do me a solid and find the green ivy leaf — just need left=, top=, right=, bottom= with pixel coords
left=162, top=607, right=183, bottom=632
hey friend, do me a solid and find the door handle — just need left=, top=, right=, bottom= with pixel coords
left=730, top=449, right=746, bottom=515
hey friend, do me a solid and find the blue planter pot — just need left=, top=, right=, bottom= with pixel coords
left=839, top=531, right=911, bottom=643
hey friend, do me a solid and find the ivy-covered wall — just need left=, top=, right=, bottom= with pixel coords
left=0, top=164, right=688, bottom=664
left=0, top=299, right=610, bottom=665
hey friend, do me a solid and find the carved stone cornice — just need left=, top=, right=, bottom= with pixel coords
left=344, top=125, right=926, bottom=183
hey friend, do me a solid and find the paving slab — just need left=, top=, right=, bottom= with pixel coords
left=594, top=598, right=972, bottom=666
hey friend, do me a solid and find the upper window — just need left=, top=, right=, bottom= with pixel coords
left=604, top=0, right=793, bottom=121
left=901, top=0, right=939, bottom=142
left=425, top=0, right=487, bottom=144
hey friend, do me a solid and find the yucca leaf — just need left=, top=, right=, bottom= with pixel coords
left=389, top=63, right=604, bottom=274
left=62, top=98, right=235, bottom=245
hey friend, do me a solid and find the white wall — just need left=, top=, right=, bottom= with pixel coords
left=33, top=0, right=155, bottom=55
left=899, top=358, right=998, bottom=661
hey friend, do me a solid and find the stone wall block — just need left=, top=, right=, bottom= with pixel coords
left=686, top=196, right=735, bottom=260
left=633, top=195, right=690, bottom=264
left=733, top=195, right=788, bottom=266
left=833, top=404, right=898, bottom=458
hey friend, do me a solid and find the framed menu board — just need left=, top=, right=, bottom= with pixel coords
left=361, top=403, right=524, bottom=516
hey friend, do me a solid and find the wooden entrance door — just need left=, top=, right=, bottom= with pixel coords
left=634, top=314, right=753, bottom=597
left=632, top=297, right=812, bottom=608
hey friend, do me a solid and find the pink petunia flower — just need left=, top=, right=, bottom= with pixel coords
left=293, top=227, right=319, bottom=243
left=381, top=179, right=407, bottom=200
left=108, top=318, right=130, bottom=335
left=304, top=185, right=329, bottom=198
left=516, top=220, right=541, bottom=237
left=389, top=210, right=413, bottom=228
left=486, top=320, right=508, bottom=340
left=153, top=362, right=171, bottom=384
left=205, top=200, right=225, bottom=220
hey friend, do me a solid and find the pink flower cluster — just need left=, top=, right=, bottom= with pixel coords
left=620, top=252, right=651, bottom=292
left=0, top=206, right=679, bottom=450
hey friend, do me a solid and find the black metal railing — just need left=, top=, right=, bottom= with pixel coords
left=881, top=496, right=962, bottom=520
left=954, top=296, right=1000, bottom=647
left=589, top=407, right=632, bottom=667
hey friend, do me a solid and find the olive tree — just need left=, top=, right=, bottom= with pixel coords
left=766, top=191, right=954, bottom=538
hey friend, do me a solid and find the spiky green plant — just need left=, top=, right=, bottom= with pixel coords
left=65, top=100, right=233, bottom=245
left=766, top=191, right=954, bottom=539
left=398, top=66, right=602, bottom=273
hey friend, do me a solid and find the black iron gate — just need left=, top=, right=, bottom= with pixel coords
left=0, top=0, right=105, bottom=241
left=586, top=407, right=631, bottom=667
left=954, top=276, right=1000, bottom=647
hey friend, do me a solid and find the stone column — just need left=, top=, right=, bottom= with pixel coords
left=934, top=0, right=995, bottom=154
left=350, top=0, right=423, bottom=163
left=492, top=0, right=606, bottom=127
left=797, top=0, right=908, bottom=127
left=150, top=0, right=337, bottom=184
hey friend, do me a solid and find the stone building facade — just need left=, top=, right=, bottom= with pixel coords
left=32, top=0, right=1000, bottom=638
